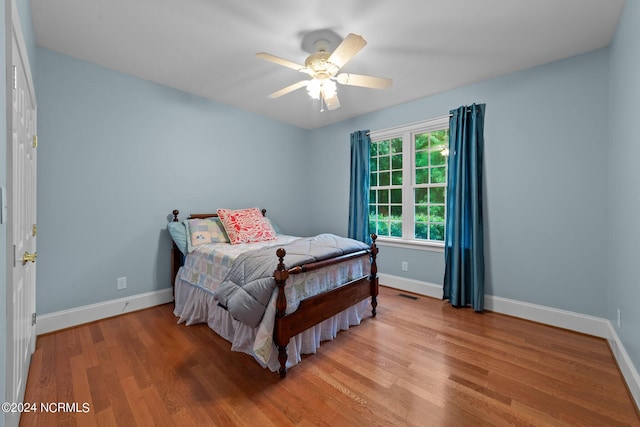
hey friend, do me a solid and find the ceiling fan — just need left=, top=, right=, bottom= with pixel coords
left=256, top=32, right=392, bottom=111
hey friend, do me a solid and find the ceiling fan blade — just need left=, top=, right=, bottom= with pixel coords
left=268, top=80, right=309, bottom=99
left=256, top=52, right=307, bottom=73
left=323, top=92, right=341, bottom=110
left=336, top=73, right=392, bottom=89
left=327, top=33, right=367, bottom=70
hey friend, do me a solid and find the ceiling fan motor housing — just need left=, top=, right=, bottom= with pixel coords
left=305, top=51, right=338, bottom=80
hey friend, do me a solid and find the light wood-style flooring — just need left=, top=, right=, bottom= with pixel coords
left=20, top=286, right=640, bottom=426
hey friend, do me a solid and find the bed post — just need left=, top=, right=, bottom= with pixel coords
left=171, top=210, right=181, bottom=292
left=370, top=234, right=379, bottom=317
left=273, top=248, right=289, bottom=378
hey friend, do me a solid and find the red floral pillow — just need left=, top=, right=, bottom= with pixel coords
left=216, top=208, right=277, bottom=244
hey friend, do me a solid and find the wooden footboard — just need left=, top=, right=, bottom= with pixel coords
left=273, top=235, right=378, bottom=378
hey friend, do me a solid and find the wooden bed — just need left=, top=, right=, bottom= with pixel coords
left=170, top=209, right=379, bottom=378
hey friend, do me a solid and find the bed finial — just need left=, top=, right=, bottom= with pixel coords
left=172, top=210, right=180, bottom=222
left=276, top=248, right=286, bottom=269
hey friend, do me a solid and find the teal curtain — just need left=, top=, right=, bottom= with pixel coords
left=348, top=130, right=371, bottom=243
left=443, top=104, right=486, bottom=311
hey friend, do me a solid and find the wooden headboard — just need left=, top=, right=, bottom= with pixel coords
left=170, top=208, right=268, bottom=286
left=171, top=208, right=267, bottom=222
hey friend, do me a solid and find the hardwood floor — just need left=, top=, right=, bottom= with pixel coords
left=20, top=286, right=639, bottom=426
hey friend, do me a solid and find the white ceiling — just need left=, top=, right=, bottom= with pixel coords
left=29, top=0, right=624, bottom=130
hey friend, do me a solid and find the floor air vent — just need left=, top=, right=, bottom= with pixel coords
left=398, top=293, right=419, bottom=300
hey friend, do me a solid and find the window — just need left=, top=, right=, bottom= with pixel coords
left=369, top=117, right=449, bottom=248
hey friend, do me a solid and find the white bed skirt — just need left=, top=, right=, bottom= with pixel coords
left=173, top=277, right=370, bottom=372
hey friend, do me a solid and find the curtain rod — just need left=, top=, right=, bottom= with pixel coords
left=366, top=114, right=450, bottom=136
left=366, top=108, right=478, bottom=136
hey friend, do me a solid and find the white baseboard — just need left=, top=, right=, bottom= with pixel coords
left=36, top=288, right=174, bottom=335
left=379, top=273, right=443, bottom=300
left=379, top=273, right=639, bottom=409
left=607, top=322, right=640, bottom=409
left=484, top=295, right=612, bottom=338
left=379, top=273, right=610, bottom=337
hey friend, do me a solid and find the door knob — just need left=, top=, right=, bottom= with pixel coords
left=22, top=251, right=37, bottom=265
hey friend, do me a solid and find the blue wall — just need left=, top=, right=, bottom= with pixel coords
left=35, top=49, right=311, bottom=314
left=308, top=49, right=611, bottom=318
left=609, top=0, right=640, bottom=378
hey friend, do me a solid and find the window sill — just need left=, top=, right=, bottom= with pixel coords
left=374, top=237, right=444, bottom=253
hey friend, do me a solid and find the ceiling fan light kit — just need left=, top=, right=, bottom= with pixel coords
left=256, top=31, right=392, bottom=111
left=306, top=78, right=336, bottom=100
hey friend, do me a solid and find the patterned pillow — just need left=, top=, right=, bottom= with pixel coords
left=217, top=207, right=277, bottom=244
left=185, top=217, right=229, bottom=252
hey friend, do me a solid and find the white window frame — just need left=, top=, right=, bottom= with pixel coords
left=369, top=116, right=449, bottom=252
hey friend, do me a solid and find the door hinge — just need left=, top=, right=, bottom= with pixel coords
left=32, top=313, right=37, bottom=326
left=32, top=224, right=37, bottom=237
left=12, top=65, right=16, bottom=90
left=33, top=135, right=38, bottom=148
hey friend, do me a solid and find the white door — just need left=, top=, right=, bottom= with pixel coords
left=5, top=3, right=37, bottom=426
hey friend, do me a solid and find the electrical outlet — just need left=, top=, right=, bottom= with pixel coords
left=617, top=308, right=621, bottom=328
left=117, top=277, right=127, bottom=290
left=401, top=261, right=408, bottom=271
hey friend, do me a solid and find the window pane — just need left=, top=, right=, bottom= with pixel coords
left=379, top=155, right=390, bottom=171
left=431, top=166, right=446, bottom=184
left=391, top=138, right=403, bottom=153
left=370, top=143, right=378, bottom=156
left=369, top=190, right=377, bottom=203
left=369, top=205, right=376, bottom=216
left=379, top=205, right=389, bottom=217
left=414, top=223, right=427, bottom=239
left=430, top=150, right=446, bottom=166
left=415, top=151, right=429, bottom=167
left=430, top=223, right=445, bottom=241
left=415, top=188, right=428, bottom=204
left=391, top=205, right=402, bottom=217
left=379, top=172, right=390, bottom=186
left=416, top=168, right=428, bottom=184
left=390, top=221, right=402, bottom=237
left=430, top=187, right=445, bottom=204
left=379, top=140, right=389, bottom=155
left=415, top=205, right=428, bottom=220
left=378, top=221, right=389, bottom=236
left=370, top=173, right=378, bottom=186
left=370, top=157, right=377, bottom=172
left=390, top=189, right=402, bottom=203
left=430, top=205, right=444, bottom=222
left=379, top=189, right=389, bottom=203
left=430, top=130, right=448, bottom=147
left=392, top=154, right=402, bottom=169
left=415, top=133, right=429, bottom=150
left=391, top=171, right=403, bottom=185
